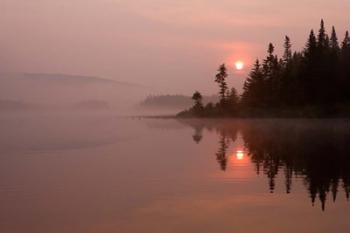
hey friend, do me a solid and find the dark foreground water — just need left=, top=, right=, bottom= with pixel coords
left=1, top=115, right=350, bottom=233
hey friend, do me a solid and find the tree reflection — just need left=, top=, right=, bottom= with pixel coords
left=181, top=119, right=350, bottom=211
left=214, top=122, right=238, bottom=171
left=192, top=125, right=204, bottom=144
left=215, top=133, right=230, bottom=171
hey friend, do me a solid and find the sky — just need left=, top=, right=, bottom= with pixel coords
left=0, top=0, right=350, bottom=95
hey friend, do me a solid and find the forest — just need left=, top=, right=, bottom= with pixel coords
left=140, top=94, right=218, bottom=110
left=178, top=20, right=350, bottom=118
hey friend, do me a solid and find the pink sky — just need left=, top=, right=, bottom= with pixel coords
left=1, top=0, right=349, bottom=94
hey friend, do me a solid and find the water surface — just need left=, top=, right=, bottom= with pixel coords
left=1, top=115, right=350, bottom=233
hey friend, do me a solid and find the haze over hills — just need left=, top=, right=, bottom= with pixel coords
left=8, top=73, right=147, bottom=87
left=0, top=73, right=223, bottom=115
left=0, top=73, right=151, bottom=114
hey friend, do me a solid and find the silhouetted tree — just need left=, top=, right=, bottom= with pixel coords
left=317, top=19, right=327, bottom=49
left=192, top=91, right=203, bottom=106
left=330, top=26, right=340, bottom=52
left=226, top=88, right=239, bottom=115
left=241, top=59, right=264, bottom=111
left=215, top=64, right=229, bottom=106
left=283, top=36, right=292, bottom=63
left=342, top=31, right=350, bottom=48
left=262, top=43, right=282, bottom=109
left=191, top=91, right=204, bottom=115
left=340, top=31, right=350, bottom=103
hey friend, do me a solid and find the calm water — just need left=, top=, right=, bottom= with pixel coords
left=1, top=115, right=350, bottom=233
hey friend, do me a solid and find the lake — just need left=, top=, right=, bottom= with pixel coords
left=1, top=115, right=350, bottom=233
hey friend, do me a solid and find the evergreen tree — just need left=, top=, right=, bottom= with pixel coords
left=262, top=43, right=281, bottom=108
left=283, top=36, right=292, bottom=63
left=242, top=60, right=264, bottom=109
left=340, top=31, right=350, bottom=103
left=329, top=26, right=341, bottom=104
left=342, top=31, right=350, bottom=49
left=262, top=43, right=276, bottom=83
left=306, top=30, right=317, bottom=57
left=317, top=21, right=334, bottom=108
left=303, top=27, right=324, bottom=106
left=227, top=88, right=239, bottom=115
left=215, top=64, right=229, bottom=105
left=280, top=37, right=301, bottom=107
left=330, top=26, right=340, bottom=52
left=317, top=19, right=327, bottom=49
left=191, top=91, right=203, bottom=115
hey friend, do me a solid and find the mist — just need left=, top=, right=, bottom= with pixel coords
left=0, top=72, right=155, bottom=115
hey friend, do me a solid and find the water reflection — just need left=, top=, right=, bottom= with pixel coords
left=235, top=150, right=245, bottom=160
left=192, top=125, right=204, bottom=144
left=181, top=119, right=350, bottom=211
left=215, top=134, right=230, bottom=171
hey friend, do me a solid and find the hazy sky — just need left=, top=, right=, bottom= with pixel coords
left=1, top=0, right=349, bottom=94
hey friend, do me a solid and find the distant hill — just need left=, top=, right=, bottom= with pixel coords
left=0, top=73, right=151, bottom=113
left=140, top=95, right=219, bottom=110
left=13, top=73, right=146, bottom=87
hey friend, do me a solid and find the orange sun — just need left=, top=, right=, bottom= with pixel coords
left=235, top=61, right=245, bottom=70
left=236, top=150, right=245, bottom=160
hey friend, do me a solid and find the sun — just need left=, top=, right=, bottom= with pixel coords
left=236, top=150, right=245, bottom=160
left=235, top=61, right=245, bottom=70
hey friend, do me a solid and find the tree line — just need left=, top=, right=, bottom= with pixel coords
left=140, top=94, right=218, bottom=109
left=178, top=20, right=350, bottom=118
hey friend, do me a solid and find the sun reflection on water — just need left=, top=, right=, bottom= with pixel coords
left=236, top=150, right=245, bottom=160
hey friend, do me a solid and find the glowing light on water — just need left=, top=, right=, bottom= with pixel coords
left=236, top=150, right=245, bottom=160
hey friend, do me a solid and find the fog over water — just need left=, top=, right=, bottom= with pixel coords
left=1, top=116, right=350, bottom=233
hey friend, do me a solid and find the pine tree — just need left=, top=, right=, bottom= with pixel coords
left=262, top=43, right=276, bottom=80
left=330, top=26, right=340, bottom=52
left=242, top=60, right=264, bottom=109
left=291, top=52, right=304, bottom=107
left=303, top=28, right=323, bottom=106
left=262, top=43, right=281, bottom=108
left=227, top=88, right=239, bottom=115
left=328, top=26, right=341, bottom=104
left=340, top=31, right=350, bottom=103
left=342, top=31, right=350, bottom=50
left=283, top=36, right=292, bottom=63
left=280, top=37, right=301, bottom=107
left=215, top=64, right=229, bottom=105
left=191, top=91, right=203, bottom=115
left=318, top=19, right=327, bottom=49
left=305, top=30, right=317, bottom=58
